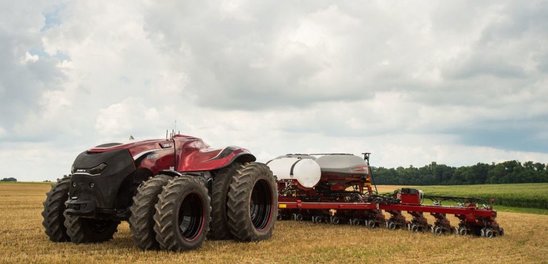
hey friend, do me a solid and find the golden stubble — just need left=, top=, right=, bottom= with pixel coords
left=0, top=183, right=546, bottom=264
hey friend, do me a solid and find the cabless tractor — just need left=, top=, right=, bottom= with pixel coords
left=42, top=134, right=277, bottom=251
left=269, top=153, right=504, bottom=238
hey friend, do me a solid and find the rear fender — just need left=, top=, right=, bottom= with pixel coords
left=136, top=148, right=176, bottom=175
left=177, top=146, right=256, bottom=172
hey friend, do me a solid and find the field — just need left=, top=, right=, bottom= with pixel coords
left=376, top=183, right=548, bottom=214
left=1, top=182, right=547, bottom=263
left=415, top=183, right=548, bottom=209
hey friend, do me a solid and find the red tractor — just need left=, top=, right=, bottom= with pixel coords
left=42, top=134, right=277, bottom=250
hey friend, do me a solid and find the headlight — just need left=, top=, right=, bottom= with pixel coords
left=88, top=163, right=108, bottom=175
left=74, top=163, right=108, bottom=175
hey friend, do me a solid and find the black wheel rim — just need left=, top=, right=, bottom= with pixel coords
left=178, top=193, right=203, bottom=241
left=249, top=179, right=272, bottom=230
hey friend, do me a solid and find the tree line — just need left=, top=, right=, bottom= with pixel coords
left=372, top=160, right=548, bottom=185
left=1, top=177, right=17, bottom=182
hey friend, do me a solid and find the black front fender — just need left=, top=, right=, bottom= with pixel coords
left=65, top=149, right=135, bottom=217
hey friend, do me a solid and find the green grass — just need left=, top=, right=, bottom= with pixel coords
left=416, top=183, right=548, bottom=209
left=377, top=183, right=548, bottom=215
left=491, top=205, right=548, bottom=215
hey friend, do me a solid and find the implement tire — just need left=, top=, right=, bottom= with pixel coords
left=42, top=177, right=71, bottom=242
left=153, top=176, right=211, bottom=251
left=227, top=162, right=277, bottom=241
left=129, top=174, right=172, bottom=250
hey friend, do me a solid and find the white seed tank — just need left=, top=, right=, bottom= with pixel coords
left=267, top=156, right=321, bottom=188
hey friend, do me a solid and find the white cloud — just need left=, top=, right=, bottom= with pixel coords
left=0, top=0, right=547, bottom=181
left=95, top=97, right=161, bottom=139
left=22, top=52, right=39, bottom=64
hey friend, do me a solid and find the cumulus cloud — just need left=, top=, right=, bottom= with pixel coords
left=0, top=1, right=65, bottom=134
left=0, top=0, right=547, bottom=181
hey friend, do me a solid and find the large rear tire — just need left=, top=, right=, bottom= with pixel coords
left=42, top=177, right=71, bottom=242
left=153, top=176, right=211, bottom=251
left=209, top=163, right=240, bottom=240
left=129, top=174, right=172, bottom=250
left=227, top=162, right=277, bottom=241
left=64, top=215, right=120, bottom=243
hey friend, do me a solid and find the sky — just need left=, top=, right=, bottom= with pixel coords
left=1, top=0, right=547, bottom=181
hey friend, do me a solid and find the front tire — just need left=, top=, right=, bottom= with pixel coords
left=42, top=177, right=71, bottom=242
left=129, top=174, right=172, bottom=250
left=227, top=162, right=277, bottom=241
left=64, top=215, right=120, bottom=243
left=153, top=176, right=211, bottom=251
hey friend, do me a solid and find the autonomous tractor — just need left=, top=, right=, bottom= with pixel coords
left=42, top=133, right=278, bottom=251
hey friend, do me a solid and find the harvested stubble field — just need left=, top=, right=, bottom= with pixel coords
left=1, top=182, right=547, bottom=264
